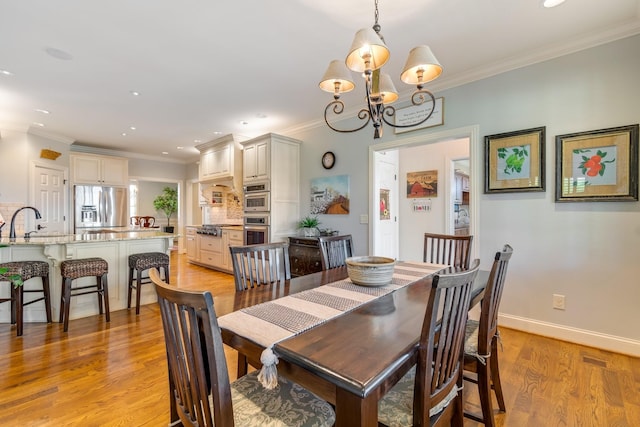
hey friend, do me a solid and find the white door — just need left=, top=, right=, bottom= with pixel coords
left=32, top=164, right=67, bottom=234
left=373, top=151, right=399, bottom=259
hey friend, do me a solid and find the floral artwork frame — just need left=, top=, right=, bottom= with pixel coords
left=555, top=124, right=639, bottom=202
left=485, top=126, right=545, bottom=193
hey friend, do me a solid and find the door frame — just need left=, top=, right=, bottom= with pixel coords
left=368, top=124, right=481, bottom=260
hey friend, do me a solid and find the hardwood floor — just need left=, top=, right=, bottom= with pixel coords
left=1, top=252, right=638, bottom=426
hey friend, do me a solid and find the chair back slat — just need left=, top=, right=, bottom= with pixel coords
left=318, top=235, right=353, bottom=270
left=151, top=268, right=235, bottom=426
left=413, top=259, right=480, bottom=424
left=478, top=244, right=513, bottom=354
left=229, top=243, right=291, bottom=291
left=423, top=233, right=473, bottom=269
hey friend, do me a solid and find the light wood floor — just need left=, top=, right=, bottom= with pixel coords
left=1, top=253, right=638, bottom=426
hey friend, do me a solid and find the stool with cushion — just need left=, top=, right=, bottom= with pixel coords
left=59, top=257, right=110, bottom=332
left=128, top=252, right=169, bottom=314
left=0, top=261, right=52, bottom=336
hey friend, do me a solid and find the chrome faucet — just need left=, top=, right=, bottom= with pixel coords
left=9, top=206, right=42, bottom=241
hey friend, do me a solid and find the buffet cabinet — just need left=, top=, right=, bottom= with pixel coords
left=288, top=236, right=323, bottom=277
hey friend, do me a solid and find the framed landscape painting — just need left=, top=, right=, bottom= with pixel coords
left=485, top=127, right=545, bottom=193
left=310, top=175, right=350, bottom=214
left=555, top=124, right=638, bottom=202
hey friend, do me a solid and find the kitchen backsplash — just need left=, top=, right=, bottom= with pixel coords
left=203, top=192, right=242, bottom=224
left=0, top=202, right=28, bottom=237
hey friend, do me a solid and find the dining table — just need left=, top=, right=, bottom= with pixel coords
left=217, top=263, right=489, bottom=427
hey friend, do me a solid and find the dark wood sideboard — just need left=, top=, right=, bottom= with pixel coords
left=287, top=236, right=324, bottom=277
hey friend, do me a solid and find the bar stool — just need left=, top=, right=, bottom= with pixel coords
left=0, top=261, right=52, bottom=336
left=59, top=257, right=110, bottom=332
left=128, top=252, right=169, bottom=314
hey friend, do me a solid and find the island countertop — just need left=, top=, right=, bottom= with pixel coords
left=0, top=231, right=176, bottom=246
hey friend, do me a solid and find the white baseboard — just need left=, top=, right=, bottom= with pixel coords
left=499, top=313, right=640, bottom=357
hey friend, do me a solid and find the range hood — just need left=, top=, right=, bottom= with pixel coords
left=196, top=133, right=246, bottom=194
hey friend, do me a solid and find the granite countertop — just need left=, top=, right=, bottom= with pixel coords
left=0, top=231, right=175, bottom=246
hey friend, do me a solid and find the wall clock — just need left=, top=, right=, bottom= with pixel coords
left=322, top=151, right=335, bottom=169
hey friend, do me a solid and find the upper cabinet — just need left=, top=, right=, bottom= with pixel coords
left=70, top=153, right=129, bottom=186
left=196, top=134, right=243, bottom=186
left=242, top=138, right=270, bottom=182
left=454, top=172, right=470, bottom=204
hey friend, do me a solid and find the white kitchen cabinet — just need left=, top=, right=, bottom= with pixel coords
left=70, top=153, right=129, bottom=186
left=241, top=133, right=301, bottom=243
left=242, top=138, right=270, bottom=182
left=222, top=229, right=243, bottom=271
left=196, top=135, right=243, bottom=183
left=185, top=227, right=199, bottom=261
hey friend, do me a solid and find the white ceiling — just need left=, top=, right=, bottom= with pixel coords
left=1, top=0, right=639, bottom=163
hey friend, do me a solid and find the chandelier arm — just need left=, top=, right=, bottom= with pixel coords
left=324, top=100, right=372, bottom=133
left=381, top=88, right=437, bottom=129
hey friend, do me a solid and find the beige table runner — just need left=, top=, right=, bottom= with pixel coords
left=217, top=261, right=446, bottom=388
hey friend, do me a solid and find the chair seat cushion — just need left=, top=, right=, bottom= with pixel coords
left=378, top=366, right=459, bottom=427
left=221, top=370, right=335, bottom=427
left=128, top=252, right=169, bottom=270
left=0, top=261, right=49, bottom=281
left=464, top=319, right=480, bottom=355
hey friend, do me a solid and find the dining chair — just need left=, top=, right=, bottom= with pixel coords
left=463, top=244, right=513, bottom=427
left=378, top=259, right=480, bottom=427
left=229, top=242, right=291, bottom=291
left=317, top=234, right=353, bottom=270
left=150, top=269, right=335, bottom=427
left=229, top=242, right=292, bottom=377
left=423, top=233, right=473, bottom=269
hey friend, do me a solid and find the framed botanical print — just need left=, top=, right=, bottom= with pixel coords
left=485, top=127, right=545, bottom=193
left=555, top=124, right=639, bottom=202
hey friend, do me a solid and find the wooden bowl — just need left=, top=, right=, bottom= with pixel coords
left=346, top=256, right=396, bottom=287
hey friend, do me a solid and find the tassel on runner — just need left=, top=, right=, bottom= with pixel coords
left=257, top=346, right=279, bottom=389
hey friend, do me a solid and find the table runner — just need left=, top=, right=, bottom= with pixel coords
left=217, top=261, right=447, bottom=388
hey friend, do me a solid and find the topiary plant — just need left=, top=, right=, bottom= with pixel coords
left=153, top=186, right=178, bottom=229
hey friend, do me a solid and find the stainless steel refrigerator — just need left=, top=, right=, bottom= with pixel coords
left=74, top=185, right=128, bottom=232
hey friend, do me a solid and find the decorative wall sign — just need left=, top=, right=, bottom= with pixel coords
left=379, top=189, right=390, bottom=220
left=555, top=124, right=638, bottom=202
left=485, top=127, right=545, bottom=193
left=406, top=170, right=438, bottom=198
left=394, top=97, right=444, bottom=134
left=310, top=175, right=350, bottom=214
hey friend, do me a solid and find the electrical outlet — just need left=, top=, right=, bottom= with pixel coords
left=553, top=294, right=565, bottom=310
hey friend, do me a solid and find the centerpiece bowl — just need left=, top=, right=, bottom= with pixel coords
left=346, top=256, right=396, bottom=287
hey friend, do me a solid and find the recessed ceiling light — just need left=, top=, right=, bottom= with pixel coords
left=240, top=121, right=249, bottom=125
left=0, top=69, right=14, bottom=76
left=35, top=109, right=50, bottom=114
left=212, top=131, right=222, bottom=135
left=256, top=113, right=267, bottom=119
left=162, top=151, right=169, bottom=155
left=176, top=146, right=184, bottom=150
left=121, top=132, right=127, bottom=136
left=543, top=0, right=566, bottom=7
left=44, top=47, right=73, bottom=60
left=194, top=139, right=202, bottom=143
left=130, top=90, right=140, bottom=96
left=32, top=122, right=45, bottom=127
left=130, top=126, right=136, bottom=131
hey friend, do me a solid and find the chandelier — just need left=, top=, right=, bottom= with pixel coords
left=319, top=0, right=442, bottom=139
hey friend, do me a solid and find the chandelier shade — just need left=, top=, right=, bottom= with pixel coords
left=319, top=60, right=356, bottom=94
left=345, top=27, right=390, bottom=73
left=400, top=45, right=443, bottom=86
left=377, top=73, right=398, bottom=104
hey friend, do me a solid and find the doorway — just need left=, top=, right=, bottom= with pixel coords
left=369, top=125, right=480, bottom=261
left=29, top=161, right=69, bottom=234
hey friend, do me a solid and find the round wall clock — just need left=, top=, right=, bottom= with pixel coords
left=322, top=151, right=335, bottom=169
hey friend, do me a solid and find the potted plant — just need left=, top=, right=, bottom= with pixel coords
left=298, top=215, right=321, bottom=237
left=153, top=186, right=178, bottom=233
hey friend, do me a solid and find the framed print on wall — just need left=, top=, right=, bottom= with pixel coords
left=485, top=126, right=545, bottom=193
left=555, top=124, right=639, bottom=202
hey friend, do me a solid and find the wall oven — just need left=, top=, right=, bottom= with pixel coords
left=244, top=214, right=269, bottom=245
left=244, top=192, right=270, bottom=212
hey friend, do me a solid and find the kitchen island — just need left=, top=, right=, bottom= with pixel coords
left=0, top=231, right=175, bottom=325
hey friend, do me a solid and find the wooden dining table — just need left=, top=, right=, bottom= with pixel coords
left=217, top=266, right=488, bottom=427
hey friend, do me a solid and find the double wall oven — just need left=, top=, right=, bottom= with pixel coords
left=243, top=181, right=270, bottom=245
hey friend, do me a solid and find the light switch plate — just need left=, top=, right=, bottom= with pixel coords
left=359, top=214, right=368, bottom=224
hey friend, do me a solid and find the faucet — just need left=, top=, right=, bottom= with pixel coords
left=9, top=206, right=42, bottom=241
